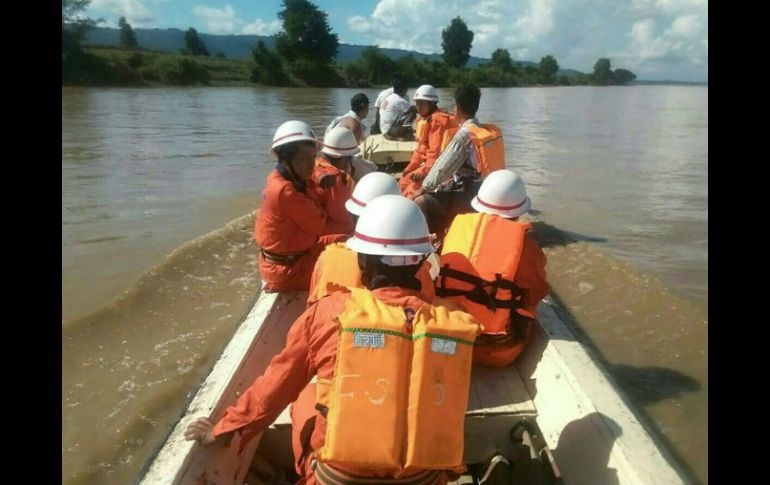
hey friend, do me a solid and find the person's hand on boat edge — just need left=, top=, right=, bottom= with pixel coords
left=184, top=417, right=216, bottom=445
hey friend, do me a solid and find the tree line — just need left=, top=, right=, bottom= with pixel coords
left=62, top=0, right=637, bottom=87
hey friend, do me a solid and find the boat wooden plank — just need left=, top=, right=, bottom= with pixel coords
left=528, top=298, right=689, bottom=485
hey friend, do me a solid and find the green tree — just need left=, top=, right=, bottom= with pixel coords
left=250, top=40, right=290, bottom=85
left=490, top=48, right=514, bottom=72
left=215, top=51, right=226, bottom=58
left=342, top=60, right=368, bottom=87
left=538, top=55, right=559, bottom=84
left=441, top=17, right=474, bottom=68
left=612, top=68, right=637, bottom=85
left=592, top=58, right=612, bottom=85
left=274, top=0, right=339, bottom=64
left=360, top=46, right=396, bottom=84
left=184, top=28, right=210, bottom=56
left=118, top=16, right=138, bottom=48
left=62, top=0, right=102, bottom=52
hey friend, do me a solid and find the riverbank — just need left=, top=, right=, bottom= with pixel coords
left=61, top=47, right=698, bottom=89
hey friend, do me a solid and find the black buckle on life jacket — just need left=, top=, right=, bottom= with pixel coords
left=436, top=265, right=522, bottom=312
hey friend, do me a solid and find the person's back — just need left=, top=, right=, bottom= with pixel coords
left=308, top=173, right=435, bottom=307
left=186, top=195, right=481, bottom=485
left=325, top=93, right=370, bottom=144
left=371, top=84, right=395, bottom=135
left=379, top=77, right=416, bottom=140
left=437, top=170, right=549, bottom=368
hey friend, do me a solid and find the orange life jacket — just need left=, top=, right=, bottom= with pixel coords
left=439, top=123, right=505, bottom=178
left=308, top=243, right=436, bottom=306
left=318, top=287, right=480, bottom=475
left=436, top=213, right=529, bottom=335
left=413, top=111, right=456, bottom=166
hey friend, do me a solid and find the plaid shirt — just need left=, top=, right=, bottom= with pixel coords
left=422, top=117, right=480, bottom=191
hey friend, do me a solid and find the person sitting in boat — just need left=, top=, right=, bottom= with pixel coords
left=313, top=127, right=359, bottom=236
left=437, top=169, right=549, bottom=368
left=324, top=93, right=369, bottom=144
left=370, top=74, right=399, bottom=135
left=254, top=120, right=348, bottom=292
left=409, top=85, right=505, bottom=241
left=379, top=76, right=417, bottom=141
left=398, top=85, right=458, bottom=198
left=307, top=172, right=436, bottom=307
left=185, top=195, right=481, bottom=485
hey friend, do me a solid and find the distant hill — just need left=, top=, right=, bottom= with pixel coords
left=80, top=26, right=581, bottom=77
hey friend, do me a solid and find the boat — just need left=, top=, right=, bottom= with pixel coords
left=136, top=146, right=692, bottom=485
left=358, top=134, right=417, bottom=174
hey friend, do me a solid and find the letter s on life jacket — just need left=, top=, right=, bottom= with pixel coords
left=318, top=288, right=480, bottom=474
left=437, top=213, right=530, bottom=335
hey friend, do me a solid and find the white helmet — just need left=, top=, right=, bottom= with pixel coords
left=322, top=126, right=360, bottom=157
left=345, top=172, right=400, bottom=216
left=413, top=84, right=439, bottom=103
left=471, top=169, right=531, bottom=218
left=270, top=120, right=319, bottom=154
left=347, top=195, right=434, bottom=261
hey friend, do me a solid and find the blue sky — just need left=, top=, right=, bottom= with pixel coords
left=85, top=0, right=708, bottom=82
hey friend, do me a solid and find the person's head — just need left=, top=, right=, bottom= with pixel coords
left=454, top=85, right=481, bottom=120
left=393, top=75, right=408, bottom=97
left=347, top=195, right=434, bottom=286
left=321, top=127, right=359, bottom=171
left=345, top=172, right=401, bottom=225
left=413, top=84, right=439, bottom=117
left=271, top=120, right=319, bottom=182
left=471, top=169, right=531, bottom=219
left=350, top=93, right=370, bottom=120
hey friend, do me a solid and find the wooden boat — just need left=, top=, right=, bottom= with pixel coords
left=358, top=134, right=417, bottom=174
left=137, top=292, right=691, bottom=485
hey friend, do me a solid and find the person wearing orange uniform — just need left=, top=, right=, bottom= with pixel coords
left=254, top=120, right=347, bottom=292
left=436, top=169, right=549, bottom=368
left=399, top=85, right=457, bottom=198
left=312, top=127, right=359, bottom=236
left=307, top=172, right=437, bottom=307
left=185, top=196, right=481, bottom=485
left=409, top=85, right=506, bottom=242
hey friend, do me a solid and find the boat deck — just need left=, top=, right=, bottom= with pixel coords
left=139, top=289, right=690, bottom=485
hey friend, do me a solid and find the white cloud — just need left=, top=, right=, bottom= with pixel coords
left=192, top=4, right=281, bottom=36
left=347, top=0, right=707, bottom=81
left=242, top=18, right=282, bottom=36
left=192, top=5, right=238, bottom=34
left=91, top=0, right=154, bottom=26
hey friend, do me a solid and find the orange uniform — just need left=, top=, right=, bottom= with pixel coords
left=437, top=213, right=549, bottom=367
left=399, top=111, right=456, bottom=198
left=313, top=157, right=356, bottom=236
left=307, top=242, right=436, bottom=307
left=254, top=168, right=346, bottom=292
left=212, top=287, right=454, bottom=485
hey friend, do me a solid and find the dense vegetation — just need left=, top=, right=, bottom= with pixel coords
left=63, top=0, right=637, bottom=88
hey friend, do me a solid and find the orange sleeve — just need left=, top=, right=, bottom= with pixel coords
left=321, top=175, right=354, bottom=235
left=515, top=235, right=550, bottom=319
left=280, top=182, right=327, bottom=238
left=212, top=305, right=317, bottom=438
